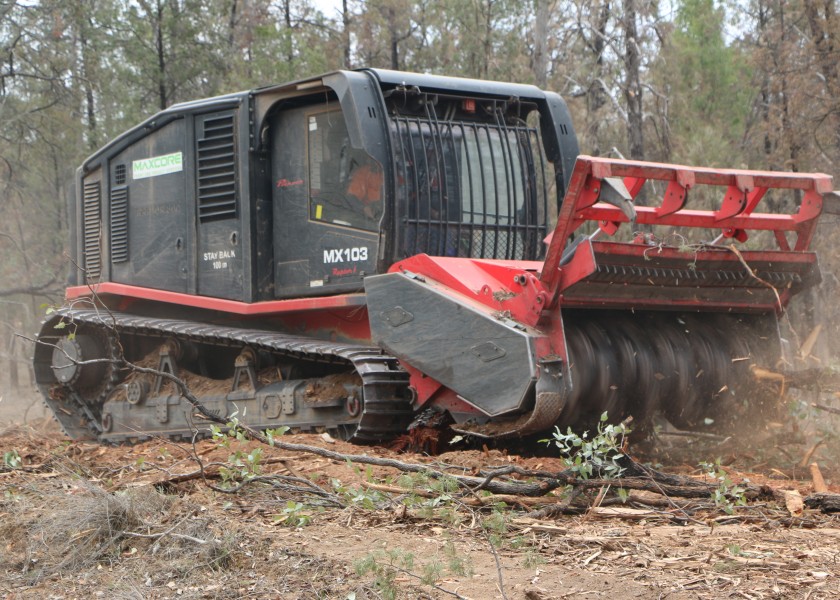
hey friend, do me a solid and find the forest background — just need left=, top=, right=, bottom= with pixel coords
left=1, top=0, right=839, bottom=389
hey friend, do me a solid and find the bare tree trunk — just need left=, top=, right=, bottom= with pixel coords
left=79, top=30, right=97, bottom=151
left=803, top=0, right=840, bottom=156
left=774, top=2, right=799, bottom=174
left=228, top=0, right=238, bottom=49
left=283, top=0, right=294, bottom=65
left=532, top=0, right=551, bottom=88
left=49, top=147, right=64, bottom=257
left=587, top=0, right=610, bottom=156
left=342, top=0, right=352, bottom=68
left=482, top=0, right=494, bottom=79
left=68, top=2, right=97, bottom=150
left=13, top=202, right=37, bottom=319
left=753, top=2, right=774, bottom=161
left=154, top=0, right=167, bottom=110
left=7, top=335, right=18, bottom=392
left=622, top=0, right=644, bottom=160
left=388, top=6, right=400, bottom=69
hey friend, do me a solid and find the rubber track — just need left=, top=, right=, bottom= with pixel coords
left=41, top=308, right=414, bottom=444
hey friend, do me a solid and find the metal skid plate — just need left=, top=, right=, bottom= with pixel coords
left=365, top=271, right=539, bottom=417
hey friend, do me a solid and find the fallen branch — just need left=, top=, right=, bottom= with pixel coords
left=812, top=402, right=840, bottom=416
left=123, top=530, right=209, bottom=545
left=588, top=506, right=661, bottom=520
left=204, top=473, right=344, bottom=506
left=142, top=456, right=304, bottom=486
left=360, top=481, right=561, bottom=507
left=804, top=493, right=840, bottom=513
left=524, top=487, right=585, bottom=519
left=385, top=564, right=472, bottom=599
left=750, top=367, right=840, bottom=394
left=654, top=430, right=730, bottom=442
left=728, top=244, right=782, bottom=311
left=481, top=527, right=509, bottom=600
left=178, top=416, right=757, bottom=502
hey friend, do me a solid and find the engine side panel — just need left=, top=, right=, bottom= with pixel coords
left=108, top=118, right=190, bottom=293
left=76, top=95, right=256, bottom=302
left=194, top=109, right=246, bottom=300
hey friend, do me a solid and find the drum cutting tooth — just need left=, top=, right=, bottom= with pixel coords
left=562, top=311, right=774, bottom=432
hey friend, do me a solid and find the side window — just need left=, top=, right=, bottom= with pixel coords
left=308, top=109, right=383, bottom=232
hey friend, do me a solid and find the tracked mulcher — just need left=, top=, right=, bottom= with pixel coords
left=34, top=69, right=833, bottom=443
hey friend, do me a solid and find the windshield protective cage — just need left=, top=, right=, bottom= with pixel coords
left=389, top=100, right=552, bottom=262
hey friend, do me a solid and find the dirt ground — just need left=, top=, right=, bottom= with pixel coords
left=2, top=390, right=840, bottom=600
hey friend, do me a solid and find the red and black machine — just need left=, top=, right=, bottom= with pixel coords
left=34, top=69, right=833, bottom=443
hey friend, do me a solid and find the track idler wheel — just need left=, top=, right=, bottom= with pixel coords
left=36, top=320, right=124, bottom=439
left=51, top=334, right=108, bottom=389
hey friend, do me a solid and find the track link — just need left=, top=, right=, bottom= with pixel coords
left=34, top=309, right=414, bottom=443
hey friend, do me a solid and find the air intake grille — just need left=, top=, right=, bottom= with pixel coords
left=83, top=180, right=102, bottom=280
left=197, top=113, right=237, bottom=222
left=110, top=186, right=129, bottom=263
left=114, top=163, right=126, bottom=185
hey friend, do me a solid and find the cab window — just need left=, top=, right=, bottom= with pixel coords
left=308, top=109, right=383, bottom=231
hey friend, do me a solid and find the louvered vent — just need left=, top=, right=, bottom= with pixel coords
left=110, top=187, right=129, bottom=263
left=83, top=180, right=102, bottom=280
left=197, top=113, right=237, bottom=221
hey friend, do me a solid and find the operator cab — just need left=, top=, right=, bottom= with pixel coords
left=258, top=68, right=578, bottom=299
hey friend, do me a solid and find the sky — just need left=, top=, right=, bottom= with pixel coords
left=311, top=0, right=343, bottom=19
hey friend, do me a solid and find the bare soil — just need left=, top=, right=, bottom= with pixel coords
left=1, top=390, right=840, bottom=600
